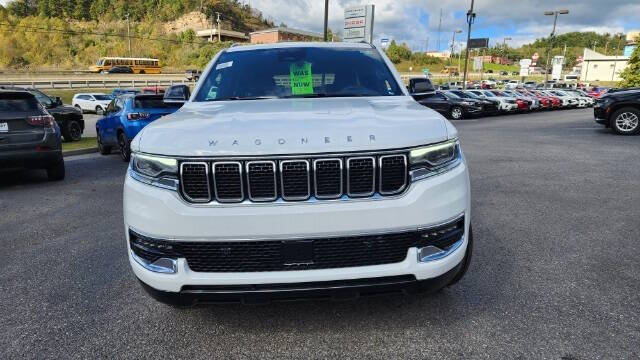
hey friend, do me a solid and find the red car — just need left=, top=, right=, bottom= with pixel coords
left=588, top=87, right=607, bottom=98
left=520, top=90, right=550, bottom=109
left=142, top=86, right=165, bottom=95
left=533, top=91, right=560, bottom=109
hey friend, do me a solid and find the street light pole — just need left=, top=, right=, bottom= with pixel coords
left=216, top=12, right=221, bottom=42
left=323, top=0, right=329, bottom=41
left=502, top=37, right=511, bottom=64
left=462, top=0, right=475, bottom=90
left=125, top=13, right=132, bottom=58
left=543, top=9, right=569, bottom=88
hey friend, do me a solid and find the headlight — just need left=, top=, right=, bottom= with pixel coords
left=130, top=153, right=179, bottom=190
left=409, top=139, right=462, bottom=181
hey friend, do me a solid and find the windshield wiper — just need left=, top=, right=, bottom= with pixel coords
left=209, top=96, right=278, bottom=101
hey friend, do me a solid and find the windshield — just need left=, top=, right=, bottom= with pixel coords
left=134, top=96, right=179, bottom=109
left=96, top=59, right=103, bottom=66
left=194, top=47, right=403, bottom=101
left=442, top=91, right=460, bottom=99
left=482, top=91, right=495, bottom=97
left=94, top=95, right=111, bottom=101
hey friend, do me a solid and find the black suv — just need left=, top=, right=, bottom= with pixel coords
left=0, top=87, right=84, bottom=141
left=594, top=88, right=640, bottom=135
left=0, top=90, right=65, bottom=180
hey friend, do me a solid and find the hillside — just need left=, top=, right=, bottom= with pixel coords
left=0, top=0, right=273, bottom=70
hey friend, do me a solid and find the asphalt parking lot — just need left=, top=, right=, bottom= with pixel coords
left=1, top=108, right=638, bottom=359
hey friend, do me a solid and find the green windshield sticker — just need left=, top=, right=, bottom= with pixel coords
left=289, top=62, right=314, bottom=95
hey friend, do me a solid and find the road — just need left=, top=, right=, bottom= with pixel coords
left=1, top=109, right=638, bottom=359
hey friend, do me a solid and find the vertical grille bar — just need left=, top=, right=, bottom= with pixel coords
left=379, top=155, right=407, bottom=195
left=313, top=159, right=343, bottom=199
left=347, top=157, right=375, bottom=197
left=212, top=162, right=244, bottom=203
left=280, top=160, right=310, bottom=201
left=246, top=161, right=277, bottom=201
left=180, top=162, right=211, bottom=203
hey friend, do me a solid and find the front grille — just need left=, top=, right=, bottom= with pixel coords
left=178, top=152, right=408, bottom=204
left=128, top=216, right=464, bottom=272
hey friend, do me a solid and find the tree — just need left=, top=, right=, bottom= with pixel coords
left=385, top=40, right=411, bottom=64
left=618, top=46, right=640, bottom=88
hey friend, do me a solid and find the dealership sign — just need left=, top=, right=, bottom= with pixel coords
left=519, top=59, right=532, bottom=76
left=468, top=38, right=489, bottom=49
left=343, top=5, right=375, bottom=44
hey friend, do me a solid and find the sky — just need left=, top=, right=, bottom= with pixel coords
left=243, top=0, right=640, bottom=51
left=1, top=0, right=638, bottom=51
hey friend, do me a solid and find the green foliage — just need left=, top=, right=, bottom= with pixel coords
left=385, top=40, right=412, bottom=64
left=618, top=46, right=640, bottom=88
left=409, top=52, right=443, bottom=66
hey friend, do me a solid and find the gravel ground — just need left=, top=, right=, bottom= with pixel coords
left=0, top=108, right=638, bottom=359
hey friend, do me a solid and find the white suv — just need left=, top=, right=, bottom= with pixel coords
left=72, top=93, right=112, bottom=114
left=123, top=42, right=472, bottom=306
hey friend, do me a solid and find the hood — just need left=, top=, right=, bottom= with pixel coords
left=133, top=96, right=452, bottom=157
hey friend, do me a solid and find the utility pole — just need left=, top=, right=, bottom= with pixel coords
left=543, top=9, right=569, bottom=88
left=462, top=0, right=475, bottom=90
left=323, top=0, right=329, bottom=41
left=437, top=8, right=442, bottom=52
left=450, top=30, right=462, bottom=65
left=125, top=13, right=132, bottom=58
left=216, top=12, right=221, bottom=42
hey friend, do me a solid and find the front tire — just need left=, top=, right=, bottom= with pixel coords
left=118, top=132, right=131, bottom=162
left=611, top=107, right=640, bottom=135
left=450, top=106, right=464, bottom=120
left=97, top=131, right=112, bottom=155
left=46, top=159, right=65, bottom=181
left=96, top=106, right=104, bottom=115
left=74, top=104, right=84, bottom=114
left=62, top=120, right=82, bottom=142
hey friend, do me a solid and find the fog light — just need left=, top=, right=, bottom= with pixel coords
left=131, top=251, right=178, bottom=274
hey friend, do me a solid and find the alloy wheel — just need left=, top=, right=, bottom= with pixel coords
left=615, top=112, right=639, bottom=132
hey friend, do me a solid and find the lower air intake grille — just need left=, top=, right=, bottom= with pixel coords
left=128, top=216, right=464, bottom=272
left=180, top=163, right=210, bottom=202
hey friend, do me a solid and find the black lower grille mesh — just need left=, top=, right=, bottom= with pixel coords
left=213, top=163, right=243, bottom=201
left=380, top=155, right=407, bottom=194
left=247, top=162, right=276, bottom=200
left=281, top=161, right=309, bottom=199
left=348, top=157, right=375, bottom=195
left=181, top=163, right=210, bottom=201
left=128, top=217, right=464, bottom=272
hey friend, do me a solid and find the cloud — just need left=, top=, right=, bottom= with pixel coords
left=244, top=0, right=640, bottom=50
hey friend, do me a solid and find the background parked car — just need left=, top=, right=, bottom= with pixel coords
left=163, top=84, right=191, bottom=108
left=106, top=66, right=133, bottom=74
left=448, top=89, right=500, bottom=116
left=413, top=90, right=483, bottom=119
left=1, top=86, right=84, bottom=142
left=96, top=94, right=182, bottom=161
left=594, top=88, right=640, bottom=135
left=185, top=69, right=202, bottom=81
left=0, top=90, right=64, bottom=180
left=142, top=86, right=165, bottom=94
left=110, top=89, right=140, bottom=99
left=72, top=93, right=113, bottom=114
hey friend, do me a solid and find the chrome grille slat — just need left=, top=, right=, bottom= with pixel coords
left=379, top=155, right=407, bottom=195
left=212, top=162, right=244, bottom=203
left=313, top=158, right=343, bottom=199
left=347, top=157, right=375, bottom=197
left=246, top=161, right=277, bottom=201
left=280, top=160, right=310, bottom=201
left=180, top=162, right=211, bottom=203
left=179, top=152, right=408, bottom=204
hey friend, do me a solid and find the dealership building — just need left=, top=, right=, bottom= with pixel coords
left=249, top=27, right=323, bottom=44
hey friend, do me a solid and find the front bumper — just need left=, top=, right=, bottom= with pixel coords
left=124, top=160, right=471, bottom=294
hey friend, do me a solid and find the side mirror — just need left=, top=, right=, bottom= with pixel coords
left=55, top=96, right=63, bottom=106
left=163, top=85, right=191, bottom=105
left=410, top=81, right=434, bottom=94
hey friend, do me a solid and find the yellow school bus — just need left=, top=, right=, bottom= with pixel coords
left=89, top=57, right=162, bottom=74
left=442, top=66, right=460, bottom=76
